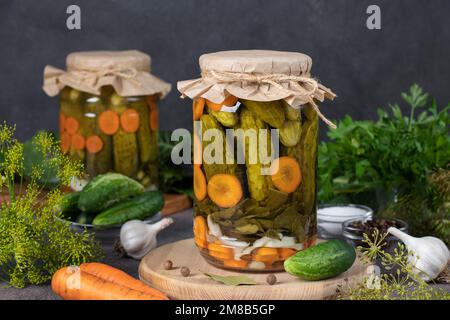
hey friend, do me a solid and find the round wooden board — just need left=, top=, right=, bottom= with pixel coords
left=139, top=238, right=368, bottom=300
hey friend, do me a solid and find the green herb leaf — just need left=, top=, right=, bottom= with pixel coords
left=202, top=272, right=257, bottom=286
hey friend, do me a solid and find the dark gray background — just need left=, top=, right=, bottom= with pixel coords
left=0, top=0, right=449, bottom=140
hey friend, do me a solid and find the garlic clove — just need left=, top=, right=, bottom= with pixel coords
left=207, top=215, right=223, bottom=238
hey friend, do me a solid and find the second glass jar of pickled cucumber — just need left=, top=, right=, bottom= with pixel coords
left=43, top=51, right=171, bottom=188
left=178, top=50, right=336, bottom=271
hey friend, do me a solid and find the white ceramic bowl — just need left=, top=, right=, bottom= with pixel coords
left=317, top=204, right=373, bottom=239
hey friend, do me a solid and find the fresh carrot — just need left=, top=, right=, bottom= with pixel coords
left=206, top=95, right=238, bottom=111
left=60, top=132, right=70, bottom=154
left=71, top=133, right=86, bottom=150
left=51, top=265, right=168, bottom=300
left=207, top=174, right=243, bottom=208
left=253, top=247, right=279, bottom=263
left=194, top=166, right=207, bottom=201
left=270, top=156, right=302, bottom=193
left=99, top=110, right=120, bottom=135
left=120, top=108, right=140, bottom=133
left=147, top=96, right=158, bottom=131
left=79, top=263, right=167, bottom=299
left=223, top=259, right=248, bottom=268
left=193, top=215, right=208, bottom=249
left=278, top=248, right=297, bottom=260
left=86, top=135, right=104, bottom=154
left=60, top=113, right=66, bottom=133
left=193, top=98, right=205, bottom=120
left=208, top=241, right=234, bottom=261
left=65, top=117, right=79, bottom=135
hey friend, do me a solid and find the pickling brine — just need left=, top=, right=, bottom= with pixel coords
left=179, top=50, right=335, bottom=271
left=43, top=50, right=171, bottom=188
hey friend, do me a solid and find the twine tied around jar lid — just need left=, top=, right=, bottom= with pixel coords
left=178, top=50, right=337, bottom=128
left=43, top=50, right=171, bottom=98
left=68, top=65, right=141, bottom=88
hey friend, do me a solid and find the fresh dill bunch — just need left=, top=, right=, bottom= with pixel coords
left=0, top=124, right=102, bottom=288
left=338, top=229, right=450, bottom=300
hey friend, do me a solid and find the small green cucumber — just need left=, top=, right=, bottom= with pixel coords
left=78, top=173, right=144, bottom=212
left=284, top=240, right=356, bottom=280
left=92, top=191, right=164, bottom=226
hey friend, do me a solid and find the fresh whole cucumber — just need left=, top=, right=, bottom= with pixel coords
left=57, top=192, right=81, bottom=220
left=78, top=173, right=144, bottom=212
left=284, top=240, right=356, bottom=280
left=92, top=191, right=164, bottom=226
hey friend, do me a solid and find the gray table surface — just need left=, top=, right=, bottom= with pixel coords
left=0, top=209, right=448, bottom=300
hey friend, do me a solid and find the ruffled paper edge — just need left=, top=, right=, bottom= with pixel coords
left=42, top=65, right=171, bottom=99
left=177, top=77, right=335, bottom=108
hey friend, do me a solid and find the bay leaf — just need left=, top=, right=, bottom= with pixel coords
left=203, top=272, right=257, bottom=286
left=266, top=188, right=289, bottom=210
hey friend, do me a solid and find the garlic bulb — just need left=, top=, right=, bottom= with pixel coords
left=388, top=227, right=450, bottom=281
left=120, top=218, right=173, bottom=260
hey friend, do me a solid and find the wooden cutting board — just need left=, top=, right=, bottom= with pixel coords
left=139, top=239, right=368, bottom=300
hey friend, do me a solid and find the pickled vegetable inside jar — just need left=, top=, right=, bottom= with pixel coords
left=43, top=50, right=171, bottom=188
left=178, top=50, right=336, bottom=271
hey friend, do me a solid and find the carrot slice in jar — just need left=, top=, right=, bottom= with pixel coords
left=208, top=242, right=234, bottom=261
left=206, top=95, right=238, bottom=111
left=147, top=97, right=158, bottom=131
left=71, top=134, right=86, bottom=150
left=253, top=247, right=279, bottom=263
left=65, top=117, right=79, bottom=135
left=223, top=259, right=248, bottom=268
left=194, top=166, right=207, bottom=201
left=207, top=174, right=243, bottom=208
left=98, top=110, right=120, bottom=135
left=193, top=216, right=208, bottom=249
left=193, top=98, right=205, bottom=120
left=278, top=248, right=297, bottom=259
left=60, top=132, right=70, bottom=153
left=270, top=156, right=302, bottom=193
left=86, top=135, right=104, bottom=154
left=59, top=113, right=66, bottom=132
left=120, top=108, right=140, bottom=133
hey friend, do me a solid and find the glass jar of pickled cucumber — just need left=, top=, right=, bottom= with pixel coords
left=43, top=50, right=171, bottom=187
left=178, top=50, right=336, bottom=271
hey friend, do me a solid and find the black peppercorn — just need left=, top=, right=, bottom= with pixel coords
left=181, top=266, right=190, bottom=277
left=266, top=274, right=277, bottom=285
left=163, top=260, right=173, bottom=270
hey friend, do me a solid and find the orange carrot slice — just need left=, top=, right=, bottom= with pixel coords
left=60, top=113, right=66, bottom=132
left=193, top=134, right=202, bottom=167
left=194, top=166, right=207, bottom=201
left=270, top=156, right=302, bottom=193
left=147, top=97, right=158, bottom=131
left=71, top=134, right=85, bottom=150
left=65, top=117, right=79, bottom=135
left=207, top=174, right=243, bottom=208
left=208, top=242, right=234, bottom=261
left=253, top=247, right=279, bottom=263
left=193, top=216, right=208, bottom=249
left=223, top=259, right=248, bottom=268
left=60, top=132, right=70, bottom=154
left=120, top=108, right=140, bottom=133
left=86, top=135, right=104, bottom=154
left=99, top=110, right=120, bottom=135
left=278, top=248, right=297, bottom=259
left=193, top=98, right=205, bottom=120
